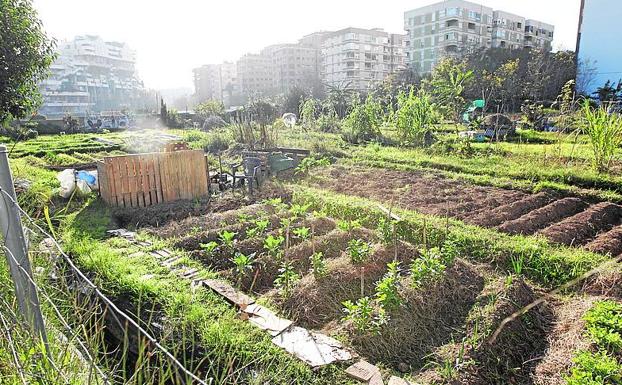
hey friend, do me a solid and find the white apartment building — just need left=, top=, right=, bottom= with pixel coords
left=404, top=0, right=494, bottom=73
left=404, top=0, right=554, bottom=73
left=38, top=35, right=144, bottom=118
left=193, top=62, right=237, bottom=105
left=269, top=44, right=321, bottom=93
left=236, top=53, right=274, bottom=97
left=492, top=10, right=525, bottom=49
left=524, top=19, right=555, bottom=50
left=321, top=27, right=406, bottom=92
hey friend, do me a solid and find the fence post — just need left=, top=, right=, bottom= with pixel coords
left=0, top=145, right=48, bottom=345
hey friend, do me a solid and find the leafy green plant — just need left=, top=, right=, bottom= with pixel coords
left=246, top=219, right=270, bottom=238
left=264, top=234, right=285, bottom=259
left=377, top=217, right=397, bottom=245
left=292, top=226, right=311, bottom=241
left=395, top=88, right=438, bottom=146
left=310, top=252, right=327, bottom=279
left=200, top=241, right=219, bottom=256
left=410, top=248, right=447, bottom=289
left=230, top=252, right=256, bottom=286
left=342, top=297, right=387, bottom=333
left=218, top=230, right=237, bottom=251
left=585, top=300, right=622, bottom=354
left=565, top=350, right=621, bottom=385
left=289, top=203, right=311, bottom=218
left=274, top=261, right=300, bottom=297
left=374, top=261, right=402, bottom=310
left=342, top=95, right=382, bottom=144
left=347, top=239, right=371, bottom=264
left=295, top=156, right=331, bottom=175
left=337, top=219, right=362, bottom=232
left=582, top=100, right=622, bottom=172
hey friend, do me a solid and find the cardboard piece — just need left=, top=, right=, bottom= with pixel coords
left=273, top=326, right=354, bottom=367
left=244, top=304, right=293, bottom=336
left=202, top=279, right=255, bottom=307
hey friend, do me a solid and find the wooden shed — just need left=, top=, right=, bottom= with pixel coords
left=97, top=150, right=209, bottom=208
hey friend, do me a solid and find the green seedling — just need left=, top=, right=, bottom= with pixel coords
left=289, top=203, right=311, bottom=218
left=230, top=252, right=256, bottom=286
left=292, top=226, right=310, bottom=241
left=200, top=241, right=218, bottom=256
left=310, top=252, right=327, bottom=279
left=347, top=239, right=371, bottom=264
left=274, top=261, right=300, bottom=297
left=374, top=261, right=402, bottom=310
left=263, top=234, right=285, bottom=259
left=410, top=248, right=446, bottom=289
left=219, top=230, right=236, bottom=251
left=246, top=219, right=270, bottom=238
left=342, top=296, right=387, bottom=334
left=337, top=219, right=362, bottom=231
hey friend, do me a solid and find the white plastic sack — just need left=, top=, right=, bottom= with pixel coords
left=76, top=179, right=91, bottom=195
left=57, top=169, right=76, bottom=199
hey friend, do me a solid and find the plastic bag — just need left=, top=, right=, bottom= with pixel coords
left=57, top=169, right=76, bottom=199
left=77, top=170, right=98, bottom=191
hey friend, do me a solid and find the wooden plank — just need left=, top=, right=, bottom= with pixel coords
left=140, top=155, right=151, bottom=207
left=152, top=154, right=163, bottom=204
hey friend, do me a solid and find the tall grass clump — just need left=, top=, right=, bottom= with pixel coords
left=582, top=101, right=622, bottom=172
left=395, top=88, right=438, bottom=146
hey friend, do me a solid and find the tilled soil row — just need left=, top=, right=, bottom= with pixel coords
left=497, top=197, right=589, bottom=235
left=539, top=202, right=622, bottom=247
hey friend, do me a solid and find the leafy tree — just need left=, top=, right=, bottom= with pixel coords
left=195, top=99, right=225, bottom=119
left=428, top=58, right=473, bottom=125
left=326, top=82, right=355, bottom=118
left=593, top=80, right=622, bottom=104
left=281, top=86, right=308, bottom=116
left=1, top=0, right=56, bottom=126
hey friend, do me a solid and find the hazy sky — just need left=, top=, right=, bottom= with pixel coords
left=32, top=0, right=582, bottom=91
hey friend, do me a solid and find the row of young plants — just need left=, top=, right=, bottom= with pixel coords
left=290, top=185, right=609, bottom=287
left=198, top=199, right=332, bottom=296
left=566, top=300, right=622, bottom=384
left=59, top=198, right=355, bottom=384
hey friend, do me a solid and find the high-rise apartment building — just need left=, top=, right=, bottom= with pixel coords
left=236, top=53, right=274, bottom=97
left=269, top=43, right=322, bottom=93
left=38, top=35, right=145, bottom=118
left=321, top=27, right=406, bottom=92
left=404, top=0, right=554, bottom=73
left=193, top=62, right=237, bottom=104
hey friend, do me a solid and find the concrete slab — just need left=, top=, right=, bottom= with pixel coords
left=370, top=373, right=384, bottom=385
left=273, top=326, right=354, bottom=368
left=244, top=304, right=293, bottom=336
left=345, top=361, right=381, bottom=382
left=202, top=279, right=255, bottom=307
left=107, top=229, right=136, bottom=240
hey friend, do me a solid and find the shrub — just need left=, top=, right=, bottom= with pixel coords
left=410, top=248, right=447, bottom=289
left=395, top=88, right=438, bottom=146
left=316, top=110, right=342, bottom=133
left=582, top=100, right=622, bottom=172
left=202, top=115, right=227, bottom=131
left=374, top=261, right=402, bottom=310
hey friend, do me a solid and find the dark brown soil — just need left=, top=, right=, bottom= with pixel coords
left=343, top=260, right=485, bottom=369
left=539, top=202, right=622, bottom=246
left=146, top=203, right=277, bottom=239
left=277, top=242, right=418, bottom=328
left=314, top=165, right=527, bottom=218
left=584, top=226, right=622, bottom=256
left=497, top=197, right=589, bottom=235
left=468, top=192, right=556, bottom=227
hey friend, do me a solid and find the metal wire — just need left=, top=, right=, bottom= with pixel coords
left=0, top=187, right=209, bottom=385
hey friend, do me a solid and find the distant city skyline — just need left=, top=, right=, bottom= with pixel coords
left=32, top=0, right=581, bottom=90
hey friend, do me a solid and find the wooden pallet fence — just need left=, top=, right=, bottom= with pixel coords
left=98, top=150, right=208, bottom=208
